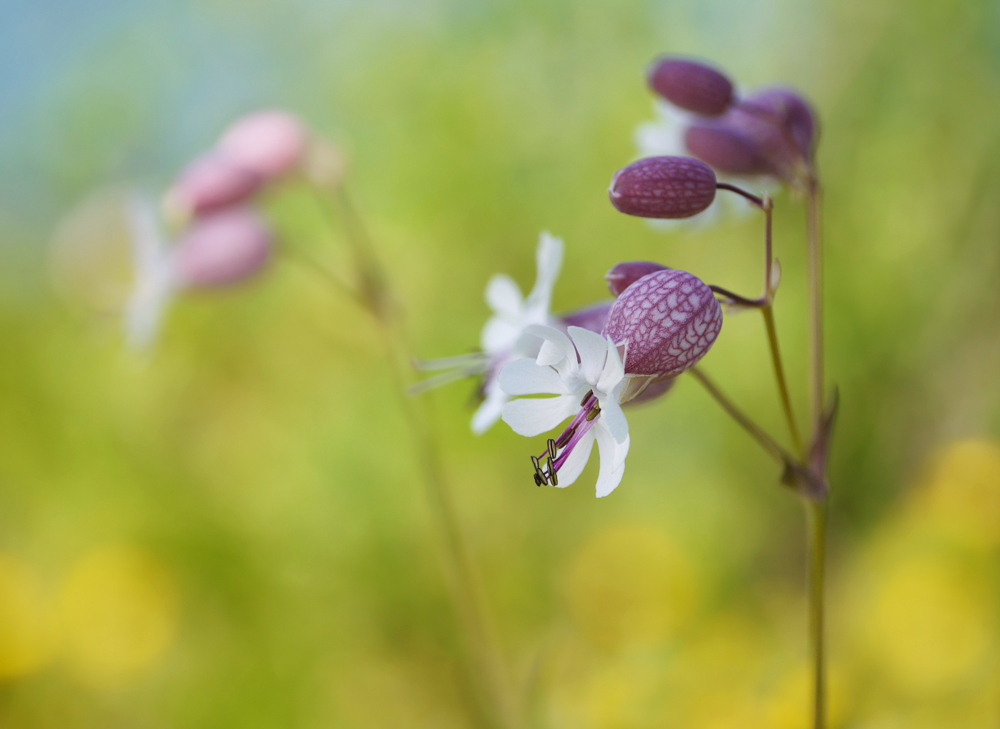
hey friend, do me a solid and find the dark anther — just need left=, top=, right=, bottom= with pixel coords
left=530, top=454, right=548, bottom=485
left=556, top=427, right=575, bottom=449
left=547, top=438, right=558, bottom=461
left=586, top=404, right=602, bottom=421
left=547, top=456, right=558, bottom=486
left=580, top=390, right=594, bottom=407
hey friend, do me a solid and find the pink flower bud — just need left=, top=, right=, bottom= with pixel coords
left=602, top=269, right=722, bottom=377
left=559, top=301, right=613, bottom=334
left=647, top=57, right=734, bottom=116
left=744, top=87, right=818, bottom=161
left=609, top=156, right=717, bottom=219
left=683, top=88, right=818, bottom=182
left=605, top=261, right=670, bottom=297
left=683, top=122, right=775, bottom=176
left=217, top=110, right=308, bottom=179
left=173, top=208, right=272, bottom=288
left=165, top=153, right=262, bottom=218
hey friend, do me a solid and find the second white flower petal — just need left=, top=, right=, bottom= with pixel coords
left=502, top=394, right=579, bottom=437
left=498, top=358, right=570, bottom=396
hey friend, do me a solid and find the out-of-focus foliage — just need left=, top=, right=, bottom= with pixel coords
left=1, top=0, right=999, bottom=726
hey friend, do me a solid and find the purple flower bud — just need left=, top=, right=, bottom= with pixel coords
left=602, top=269, right=722, bottom=377
left=647, top=57, right=734, bottom=116
left=217, top=110, right=308, bottom=179
left=609, top=156, right=717, bottom=219
left=559, top=301, right=614, bottom=334
left=173, top=208, right=272, bottom=288
left=165, top=153, right=262, bottom=218
left=606, top=261, right=670, bottom=297
left=683, top=88, right=818, bottom=182
left=744, top=87, right=818, bottom=161
left=683, top=122, right=775, bottom=177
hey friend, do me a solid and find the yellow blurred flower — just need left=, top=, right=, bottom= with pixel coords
left=911, top=438, right=1000, bottom=549
left=0, top=555, right=58, bottom=680
left=546, top=646, right=666, bottom=729
left=563, top=524, right=700, bottom=651
left=327, top=655, right=465, bottom=729
left=58, top=545, right=179, bottom=689
left=859, top=550, right=995, bottom=694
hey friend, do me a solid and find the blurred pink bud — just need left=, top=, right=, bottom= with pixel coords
left=609, top=156, right=717, bottom=219
left=603, top=269, right=722, bottom=377
left=605, top=261, right=670, bottom=297
left=559, top=301, right=613, bottom=334
left=647, top=57, right=734, bottom=116
left=217, top=110, right=308, bottom=179
left=165, top=153, right=262, bottom=218
left=173, top=208, right=272, bottom=288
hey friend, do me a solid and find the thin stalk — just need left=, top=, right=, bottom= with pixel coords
left=759, top=198, right=803, bottom=457
left=761, top=306, right=802, bottom=458
left=688, top=367, right=796, bottom=467
left=806, top=177, right=825, bottom=436
left=308, top=185, right=515, bottom=728
left=716, top=182, right=765, bottom=209
left=805, top=499, right=827, bottom=729
left=381, top=329, right=515, bottom=729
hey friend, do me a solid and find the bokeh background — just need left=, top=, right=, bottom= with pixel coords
left=2, top=0, right=999, bottom=726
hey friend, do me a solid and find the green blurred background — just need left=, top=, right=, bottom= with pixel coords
left=1, top=0, right=999, bottom=726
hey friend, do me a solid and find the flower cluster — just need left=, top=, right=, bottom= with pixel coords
left=636, top=57, right=818, bottom=223
left=420, top=56, right=822, bottom=500
left=126, top=111, right=314, bottom=350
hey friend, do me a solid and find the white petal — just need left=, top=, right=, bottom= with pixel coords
left=471, top=382, right=507, bottom=435
left=480, top=316, right=520, bottom=353
left=567, top=326, right=609, bottom=384
left=413, top=352, right=488, bottom=372
left=552, top=428, right=596, bottom=489
left=596, top=337, right=625, bottom=393
left=498, top=358, right=569, bottom=396
left=485, top=274, right=523, bottom=316
left=598, top=398, right=629, bottom=444
left=594, top=427, right=630, bottom=498
left=524, top=232, right=564, bottom=313
left=125, top=273, right=174, bottom=351
left=502, top=395, right=579, bottom=437
left=523, top=325, right=575, bottom=367
left=127, top=193, right=168, bottom=279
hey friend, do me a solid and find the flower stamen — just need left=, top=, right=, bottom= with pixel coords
left=529, top=391, right=602, bottom=487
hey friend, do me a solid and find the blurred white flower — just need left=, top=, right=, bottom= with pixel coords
left=414, top=232, right=564, bottom=434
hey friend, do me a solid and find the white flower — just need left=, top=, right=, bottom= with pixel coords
left=499, top=325, right=631, bottom=498
left=414, top=232, right=564, bottom=435
left=124, top=194, right=177, bottom=351
left=636, top=100, right=772, bottom=228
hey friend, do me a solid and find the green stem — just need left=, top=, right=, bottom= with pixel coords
left=805, top=499, right=827, bottom=729
left=761, top=305, right=803, bottom=459
left=381, top=331, right=515, bottom=729
left=306, top=185, right=515, bottom=729
left=806, top=178, right=825, bottom=437
left=759, top=196, right=804, bottom=459
left=805, top=175, right=828, bottom=729
left=688, top=367, right=796, bottom=468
